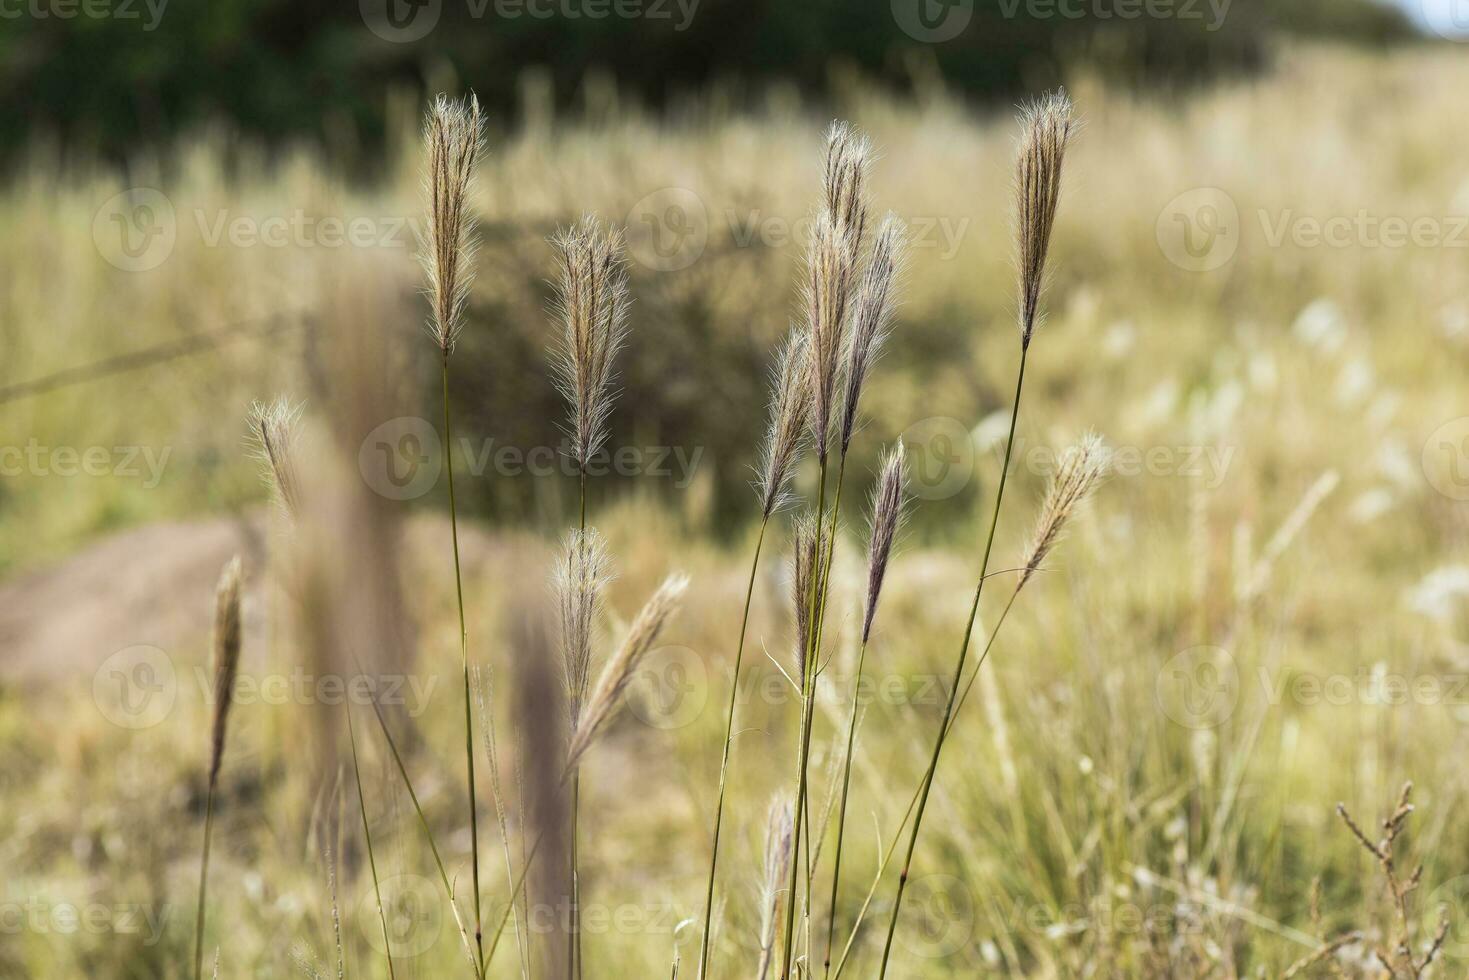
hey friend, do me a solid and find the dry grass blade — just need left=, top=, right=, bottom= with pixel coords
left=550, top=214, right=631, bottom=472
left=756, top=330, right=814, bottom=518
left=565, top=573, right=689, bottom=769
left=757, top=796, right=796, bottom=980
left=839, top=214, right=906, bottom=454
left=473, top=666, right=531, bottom=980
left=1017, top=432, right=1108, bottom=592
left=1333, top=783, right=1453, bottom=979
left=247, top=396, right=303, bottom=518
left=421, top=93, right=485, bottom=355
left=1014, top=90, right=1074, bottom=347
left=346, top=706, right=396, bottom=980
left=554, top=528, right=614, bottom=729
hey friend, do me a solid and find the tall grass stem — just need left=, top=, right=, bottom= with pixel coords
left=875, top=348, right=1029, bottom=978
left=695, top=516, right=771, bottom=980
left=442, top=354, right=485, bottom=974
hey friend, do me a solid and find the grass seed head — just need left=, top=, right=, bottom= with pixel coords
left=790, top=515, right=820, bottom=678
left=421, top=93, right=485, bottom=355
left=554, top=527, right=614, bottom=729
left=247, top=396, right=303, bottom=519
left=550, top=214, right=631, bottom=472
left=757, top=329, right=814, bottom=518
left=565, top=572, right=687, bottom=769
left=1018, top=432, right=1107, bottom=592
left=804, top=122, right=871, bottom=461
left=209, top=555, right=244, bottom=786
left=862, top=440, right=909, bottom=644
left=840, top=213, right=906, bottom=454
left=1014, top=90, right=1074, bottom=348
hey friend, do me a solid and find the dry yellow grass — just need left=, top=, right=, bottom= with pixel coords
left=3, top=42, right=1469, bottom=978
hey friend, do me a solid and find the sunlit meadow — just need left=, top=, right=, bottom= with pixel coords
left=3, top=43, right=1469, bottom=979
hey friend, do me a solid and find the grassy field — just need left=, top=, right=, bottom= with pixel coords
left=4, top=43, right=1469, bottom=978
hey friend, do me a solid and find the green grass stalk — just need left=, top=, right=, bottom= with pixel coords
left=781, top=454, right=829, bottom=979
left=876, top=348, right=1029, bottom=978
left=192, top=780, right=218, bottom=980
left=364, top=677, right=481, bottom=976
left=348, top=705, right=397, bottom=980
left=571, top=465, right=587, bottom=980
left=695, top=515, right=771, bottom=980
left=830, top=586, right=1019, bottom=979
left=442, top=354, right=486, bottom=975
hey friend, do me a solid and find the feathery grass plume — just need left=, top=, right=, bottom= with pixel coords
left=1014, top=90, right=1074, bottom=348
left=1018, top=433, right=1108, bottom=592
left=194, top=555, right=243, bottom=980
left=862, top=441, right=909, bottom=644
left=803, top=124, right=869, bottom=461
left=839, top=215, right=906, bottom=455
left=803, top=210, right=859, bottom=463
left=790, top=516, right=819, bottom=679
left=822, top=122, right=871, bottom=260
left=756, top=330, right=814, bottom=518
left=550, top=215, right=631, bottom=473
left=421, top=93, right=484, bottom=355
left=756, top=796, right=795, bottom=980
left=565, top=573, right=688, bottom=769
left=247, top=396, right=303, bottom=518
left=554, top=528, right=614, bottom=729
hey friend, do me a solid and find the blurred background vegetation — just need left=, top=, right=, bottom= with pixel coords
left=0, top=0, right=1445, bottom=551
left=8, top=4, right=1469, bottom=978
left=1, top=0, right=1417, bottom=175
